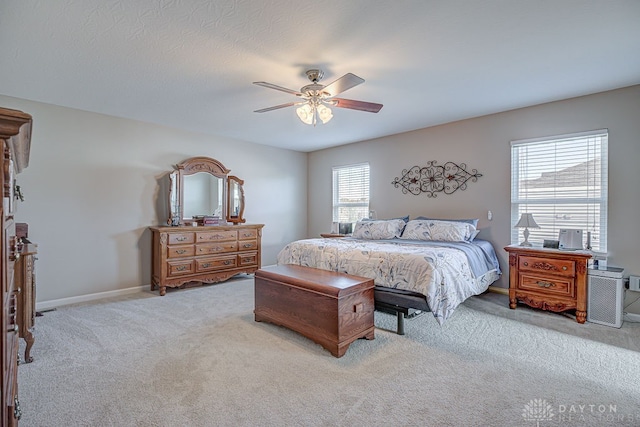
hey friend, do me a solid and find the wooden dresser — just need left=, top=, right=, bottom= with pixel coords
left=504, top=246, right=592, bottom=323
left=150, top=224, right=264, bottom=295
left=1, top=107, right=32, bottom=426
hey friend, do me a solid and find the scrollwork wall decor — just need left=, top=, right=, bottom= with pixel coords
left=391, top=161, right=482, bottom=197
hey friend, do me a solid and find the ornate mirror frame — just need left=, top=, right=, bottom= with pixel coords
left=167, top=156, right=246, bottom=226
left=226, top=175, right=246, bottom=224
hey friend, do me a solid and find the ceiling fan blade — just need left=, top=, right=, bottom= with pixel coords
left=322, top=73, right=364, bottom=97
left=253, top=81, right=303, bottom=96
left=331, top=98, right=383, bottom=113
left=254, top=101, right=302, bottom=113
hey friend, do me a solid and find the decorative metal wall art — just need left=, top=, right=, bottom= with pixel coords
left=391, top=161, right=482, bottom=197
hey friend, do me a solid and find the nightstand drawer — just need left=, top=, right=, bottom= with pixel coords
left=519, top=274, right=574, bottom=297
left=519, top=256, right=575, bottom=277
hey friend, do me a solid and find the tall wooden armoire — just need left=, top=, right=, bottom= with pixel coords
left=0, top=107, right=32, bottom=426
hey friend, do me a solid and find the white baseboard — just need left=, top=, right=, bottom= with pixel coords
left=623, top=312, right=640, bottom=323
left=488, top=285, right=509, bottom=296
left=36, top=285, right=148, bottom=312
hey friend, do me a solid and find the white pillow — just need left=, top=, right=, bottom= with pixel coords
left=400, top=219, right=476, bottom=242
left=352, top=219, right=406, bottom=239
left=398, top=220, right=432, bottom=240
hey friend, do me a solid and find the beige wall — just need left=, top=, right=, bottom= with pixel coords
left=308, top=85, right=640, bottom=312
left=0, top=95, right=308, bottom=304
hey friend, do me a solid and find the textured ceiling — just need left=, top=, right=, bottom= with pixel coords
left=1, top=0, right=639, bottom=152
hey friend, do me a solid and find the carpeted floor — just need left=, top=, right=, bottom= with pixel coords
left=17, top=276, right=640, bottom=426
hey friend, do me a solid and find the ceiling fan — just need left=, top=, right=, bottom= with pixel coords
left=253, top=69, right=383, bottom=125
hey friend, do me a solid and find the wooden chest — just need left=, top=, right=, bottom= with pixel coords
left=254, top=265, right=375, bottom=358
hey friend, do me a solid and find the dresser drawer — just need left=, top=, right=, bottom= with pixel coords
left=196, top=256, right=237, bottom=272
left=518, top=256, right=575, bottom=277
left=167, top=245, right=195, bottom=258
left=196, top=242, right=238, bottom=255
left=168, top=232, right=195, bottom=245
left=518, top=274, right=574, bottom=297
left=196, top=230, right=237, bottom=242
left=238, top=229, right=258, bottom=240
left=238, top=240, right=257, bottom=251
left=238, top=252, right=258, bottom=266
left=167, top=260, right=194, bottom=276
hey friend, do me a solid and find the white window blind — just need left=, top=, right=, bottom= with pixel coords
left=510, top=129, right=608, bottom=252
left=332, top=163, right=370, bottom=223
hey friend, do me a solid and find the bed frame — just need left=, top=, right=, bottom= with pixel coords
left=374, top=286, right=430, bottom=335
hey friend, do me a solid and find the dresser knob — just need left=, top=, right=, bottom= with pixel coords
left=523, top=262, right=528, bottom=266
left=537, top=281, right=555, bottom=288
left=562, top=266, right=567, bottom=271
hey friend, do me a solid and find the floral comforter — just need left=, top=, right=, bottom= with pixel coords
left=276, top=238, right=501, bottom=324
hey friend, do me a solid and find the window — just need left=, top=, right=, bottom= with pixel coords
left=510, top=129, right=608, bottom=252
left=332, top=163, right=370, bottom=223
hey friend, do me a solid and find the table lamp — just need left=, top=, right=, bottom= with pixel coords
left=515, top=213, right=539, bottom=246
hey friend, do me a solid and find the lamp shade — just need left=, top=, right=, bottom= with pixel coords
left=515, top=213, right=539, bottom=246
left=296, top=101, right=333, bottom=125
left=515, top=213, right=540, bottom=229
left=316, top=103, right=333, bottom=124
left=296, top=104, right=314, bottom=125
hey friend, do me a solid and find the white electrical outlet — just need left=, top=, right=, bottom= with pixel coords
left=487, top=210, right=492, bottom=221
left=368, top=210, right=377, bottom=220
left=629, top=275, right=640, bottom=292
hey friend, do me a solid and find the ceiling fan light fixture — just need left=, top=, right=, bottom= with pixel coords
left=255, top=69, right=383, bottom=124
left=317, top=103, right=333, bottom=124
left=296, top=100, right=333, bottom=126
left=296, top=103, right=314, bottom=125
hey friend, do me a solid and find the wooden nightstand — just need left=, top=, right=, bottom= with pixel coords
left=320, top=233, right=347, bottom=238
left=504, top=246, right=592, bottom=323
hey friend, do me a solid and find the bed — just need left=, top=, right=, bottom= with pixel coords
left=276, top=218, right=501, bottom=333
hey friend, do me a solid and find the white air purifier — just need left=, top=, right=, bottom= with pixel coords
left=587, top=267, right=625, bottom=328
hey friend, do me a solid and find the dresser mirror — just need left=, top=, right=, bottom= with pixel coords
left=167, top=156, right=245, bottom=226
